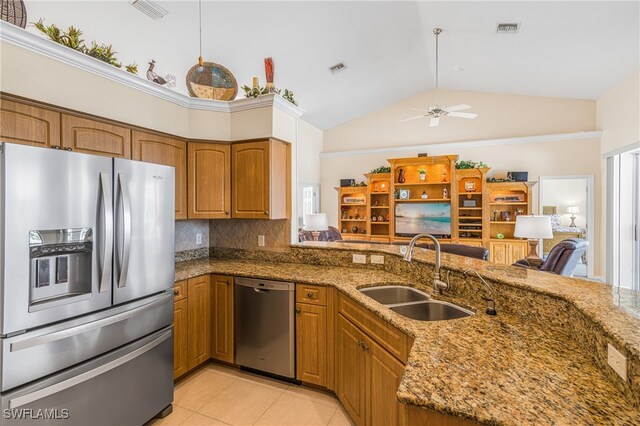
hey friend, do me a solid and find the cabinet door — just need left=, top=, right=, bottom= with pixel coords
left=490, top=242, right=508, bottom=265
left=173, top=298, right=189, bottom=379
left=0, top=99, right=61, bottom=148
left=368, top=337, right=406, bottom=426
left=61, top=114, right=131, bottom=158
left=188, top=142, right=231, bottom=219
left=187, top=275, right=211, bottom=370
left=210, top=274, right=234, bottom=363
left=509, top=242, right=528, bottom=264
left=132, top=131, right=187, bottom=219
left=296, top=303, right=327, bottom=386
left=337, top=315, right=367, bottom=425
left=231, top=141, right=270, bottom=219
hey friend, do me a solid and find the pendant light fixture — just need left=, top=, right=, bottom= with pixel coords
left=399, top=27, right=478, bottom=127
left=196, top=0, right=204, bottom=72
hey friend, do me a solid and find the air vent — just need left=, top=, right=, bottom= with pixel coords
left=329, top=62, right=347, bottom=74
left=130, top=0, right=169, bottom=20
left=496, top=23, right=520, bottom=34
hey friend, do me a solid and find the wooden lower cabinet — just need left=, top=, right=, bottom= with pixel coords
left=337, top=314, right=406, bottom=426
left=210, top=274, right=234, bottom=363
left=187, top=275, right=211, bottom=371
left=173, top=297, right=189, bottom=379
left=296, top=302, right=327, bottom=386
left=489, top=240, right=528, bottom=265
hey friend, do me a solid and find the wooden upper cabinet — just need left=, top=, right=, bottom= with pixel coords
left=0, top=99, right=61, bottom=148
left=188, top=142, right=231, bottom=219
left=231, top=139, right=290, bottom=219
left=132, top=131, right=187, bottom=220
left=61, top=114, right=131, bottom=158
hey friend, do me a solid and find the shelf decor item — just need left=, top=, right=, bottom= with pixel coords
left=501, top=211, right=511, bottom=222
left=443, top=187, right=449, bottom=199
left=264, top=57, right=275, bottom=93
left=418, top=168, right=427, bottom=181
left=398, top=168, right=406, bottom=183
left=399, top=190, right=410, bottom=200
left=351, top=226, right=358, bottom=233
left=514, top=215, right=553, bottom=267
left=1, top=0, right=26, bottom=28
left=421, top=190, right=428, bottom=199
left=147, top=60, right=176, bottom=87
left=465, top=182, right=476, bottom=192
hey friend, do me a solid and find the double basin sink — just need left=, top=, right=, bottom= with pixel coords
left=359, top=286, right=473, bottom=321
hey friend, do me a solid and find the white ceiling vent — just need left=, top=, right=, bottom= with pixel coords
left=329, top=62, right=347, bottom=74
left=130, top=0, right=169, bottom=20
left=496, top=23, right=520, bottom=34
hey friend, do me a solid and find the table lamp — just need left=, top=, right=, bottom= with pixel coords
left=566, top=206, right=579, bottom=227
left=303, top=213, right=328, bottom=241
left=514, top=215, right=553, bottom=267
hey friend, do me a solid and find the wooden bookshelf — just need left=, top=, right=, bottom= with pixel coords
left=365, top=172, right=391, bottom=239
left=455, top=168, right=489, bottom=245
left=336, top=186, right=369, bottom=239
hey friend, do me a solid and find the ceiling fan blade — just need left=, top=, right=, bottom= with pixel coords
left=447, top=112, right=478, bottom=119
left=398, top=115, right=425, bottom=123
left=429, top=117, right=440, bottom=127
left=444, top=104, right=471, bottom=112
left=412, top=108, right=434, bottom=113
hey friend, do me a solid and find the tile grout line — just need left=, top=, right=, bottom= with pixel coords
left=251, top=390, right=288, bottom=426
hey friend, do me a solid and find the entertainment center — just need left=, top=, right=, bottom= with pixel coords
left=335, top=154, right=536, bottom=265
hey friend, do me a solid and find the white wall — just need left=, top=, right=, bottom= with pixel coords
left=597, top=69, right=640, bottom=155
left=540, top=178, right=588, bottom=227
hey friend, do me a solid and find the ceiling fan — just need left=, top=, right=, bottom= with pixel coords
left=400, top=28, right=478, bottom=127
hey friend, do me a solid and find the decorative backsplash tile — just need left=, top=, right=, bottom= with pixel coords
left=209, top=219, right=291, bottom=251
left=175, top=220, right=210, bottom=252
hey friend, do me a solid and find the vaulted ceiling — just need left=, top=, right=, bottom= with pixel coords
left=22, top=1, right=640, bottom=129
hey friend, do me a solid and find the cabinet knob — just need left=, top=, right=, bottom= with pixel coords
left=362, top=344, right=370, bottom=352
left=264, top=210, right=269, bottom=215
left=51, top=145, right=61, bottom=150
left=295, top=308, right=301, bottom=314
left=226, top=280, right=230, bottom=285
left=174, top=289, right=180, bottom=296
left=225, top=211, right=230, bottom=215
left=64, top=147, right=72, bottom=151
left=306, top=292, right=314, bottom=298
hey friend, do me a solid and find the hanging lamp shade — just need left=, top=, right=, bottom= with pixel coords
left=1, top=0, right=27, bottom=28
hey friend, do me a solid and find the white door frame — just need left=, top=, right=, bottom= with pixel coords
left=538, top=175, right=595, bottom=279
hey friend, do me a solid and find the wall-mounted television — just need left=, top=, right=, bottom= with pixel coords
left=395, top=202, right=451, bottom=236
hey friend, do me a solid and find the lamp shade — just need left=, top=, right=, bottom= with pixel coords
left=514, top=215, right=553, bottom=239
left=566, top=206, right=580, bottom=214
left=303, top=213, right=328, bottom=232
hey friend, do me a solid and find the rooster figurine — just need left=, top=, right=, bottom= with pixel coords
left=146, top=60, right=176, bottom=88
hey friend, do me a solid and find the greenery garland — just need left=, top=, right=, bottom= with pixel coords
left=455, top=160, right=489, bottom=169
left=34, top=19, right=138, bottom=74
left=241, top=85, right=298, bottom=106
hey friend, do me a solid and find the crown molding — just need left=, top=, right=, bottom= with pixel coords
left=320, top=131, right=603, bottom=158
left=0, top=23, right=304, bottom=118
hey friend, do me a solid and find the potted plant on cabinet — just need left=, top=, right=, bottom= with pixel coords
left=418, top=168, right=427, bottom=181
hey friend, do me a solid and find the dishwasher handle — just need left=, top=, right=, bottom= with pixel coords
left=235, top=277, right=294, bottom=292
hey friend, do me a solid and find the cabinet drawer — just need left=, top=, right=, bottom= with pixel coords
left=296, top=284, right=327, bottom=306
left=338, top=293, right=410, bottom=363
left=173, top=280, right=188, bottom=301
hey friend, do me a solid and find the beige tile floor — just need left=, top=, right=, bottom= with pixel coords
left=147, top=363, right=354, bottom=426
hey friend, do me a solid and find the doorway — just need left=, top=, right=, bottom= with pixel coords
left=607, top=147, right=640, bottom=291
left=539, top=175, right=595, bottom=278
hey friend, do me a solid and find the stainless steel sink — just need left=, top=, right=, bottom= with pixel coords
left=359, top=286, right=429, bottom=305
left=390, top=300, right=474, bottom=321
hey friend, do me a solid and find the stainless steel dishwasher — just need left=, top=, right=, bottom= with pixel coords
left=234, top=277, right=295, bottom=379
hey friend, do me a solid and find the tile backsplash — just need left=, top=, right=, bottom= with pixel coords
left=209, top=219, right=291, bottom=251
left=175, top=220, right=210, bottom=252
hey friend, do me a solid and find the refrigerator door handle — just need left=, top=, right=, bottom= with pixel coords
left=9, top=293, right=171, bottom=352
left=7, top=329, right=172, bottom=409
left=117, top=173, right=132, bottom=288
left=99, top=172, right=113, bottom=294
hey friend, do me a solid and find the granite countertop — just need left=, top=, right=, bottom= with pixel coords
left=175, top=257, right=640, bottom=425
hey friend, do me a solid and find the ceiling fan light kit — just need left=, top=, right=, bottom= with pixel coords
left=399, top=27, right=478, bottom=127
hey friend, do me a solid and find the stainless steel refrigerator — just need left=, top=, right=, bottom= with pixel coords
left=0, top=142, right=175, bottom=425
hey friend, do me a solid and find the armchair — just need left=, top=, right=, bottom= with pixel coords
left=513, top=238, right=588, bottom=276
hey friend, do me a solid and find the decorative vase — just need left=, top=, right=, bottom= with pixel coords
left=372, top=216, right=377, bottom=222
left=385, top=214, right=390, bottom=222
left=377, top=215, right=384, bottom=222
left=398, top=168, right=405, bottom=183
left=351, top=226, right=358, bottom=233
left=0, top=0, right=27, bottom=28
left=443, top=188, right=449, bottom=199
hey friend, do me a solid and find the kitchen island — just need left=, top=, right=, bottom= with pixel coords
left=175, top=242, right=640, bottom=425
